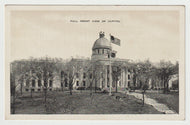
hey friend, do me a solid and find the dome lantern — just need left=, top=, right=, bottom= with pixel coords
left=99, top=31, right=105, bottom=38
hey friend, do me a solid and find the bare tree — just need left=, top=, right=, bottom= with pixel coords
left=157, top=60, right=178, bottom=93
left=60, top=71, right=64, bottom=91
left=111, top=61, right=133, bottom=93
left=142, top=84, right=149, bottom=106
left=63, top=58, right=89, bottom=95
left=10, top=67, right=17, bottom=114
left=132, top=60, right=153, bottom=105
left=10, top=61, right=29, bottom=114
left=85, top=61, right=102, bottom=94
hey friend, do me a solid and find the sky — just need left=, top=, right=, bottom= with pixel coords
left=10, top=8, right=180, bottom=63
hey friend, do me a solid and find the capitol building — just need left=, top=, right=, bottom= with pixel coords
left=12, top=32, right=134, bottom=92
left=69, top=32, right=133, bottom=90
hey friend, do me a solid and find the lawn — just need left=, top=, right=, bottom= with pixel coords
left=13, top=90, right=163, bottom=114
left=144, top=90, right=179, bottom=113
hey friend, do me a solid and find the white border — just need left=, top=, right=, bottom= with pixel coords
left=0, top=0, right=190, bottom=125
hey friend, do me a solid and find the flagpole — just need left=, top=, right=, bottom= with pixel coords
left=109, top=33, right=120, bottom=95
left=109, top=34, right=112, bottom=96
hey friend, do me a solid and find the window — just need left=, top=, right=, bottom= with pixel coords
left=64, top=73, right=67, bottom=77
left=101, top=73, right=103, bottom=78
left=89, top=73, right=92, bottom=79
left=76, top=73, right=79, bottom=78
left=32, top=80, right=35, bottom=87
left=102, top=49, right=104, bottom=54
left=65, top=83, right=68, bottom=87
left=38, top=80, right=41, bottom=87
left=61, top=82, right=63, bottom=87
left=128, top=75, right=130, bottom=80
left=76, top=81, right=79, bottom=86
left=111, top=53, right=116, bottom=58
left=128, top=81, right=130, bottom=87
left=44, top=80, right=48, bottom=87
left=128, top=69, right=131, bottom=72
left=100, top=49, right=102, bottom=54
left=98, top=49, right=99, bottom=54
left=31, top=89, right=35, bottom=92
left=83, top=73, right=86, bottom=79
left=26, top=79, right=30, bottom=87
left=49, top=89, right=52, bottom=91
left=104, top=49, right=108, bottom=54
left=65, top=80, right=68, bottom=87
left=83, top=81, right=86, bottom=86
left=49, top=72, right=53, bottom=77
left=31, top=69, right=35, bottom=74
left=49, top=80, right=52, bottom=87
left=25, top=89, right=29, bottom=91
left=61, top=71, right=64, bottom=78
left=38, top=89, right=41, bottom=91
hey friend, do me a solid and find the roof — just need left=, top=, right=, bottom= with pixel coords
left=92, top=32, right=111, bottom=50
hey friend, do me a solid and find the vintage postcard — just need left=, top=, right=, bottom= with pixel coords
left=5, top=5, right=185, bottom=120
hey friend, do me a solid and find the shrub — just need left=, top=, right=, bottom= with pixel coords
left=102, top=89, right=109, bottom=93
left=142, top=84, right=149, bottom=92
left=129, top=86, right=136, bottom=91
left=86, top=87, right=101, bottom=91
left=76, top=87, right=86, bottom=90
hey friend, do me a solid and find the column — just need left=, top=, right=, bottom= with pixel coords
left=29, top=79, right=32, bottom=87
left=35, top=79, right=38, bottom=91
left=121, top=69, right=123, bottom=88
left=99, top=71, right=102, bottom=88
left=80, top=72, right=83, bottom=87
left=124, top=68, right=127, bottom=88
left=100, top=77, right=102, bottom=89
left=122, top=69, right=125, bottom=88
left=41, top=73, right=44, bottom=88
left=41, top=79, right=43, bottom=88
left=52, top=77, right=53, bottom=88
left=121, top=69, right=125, bottom=88
left=110, top=66, right=112, bottom=88
left=47, top=78, right=49, bottom=88
left=23, top=79, right=26, bottom=87
left=105, top=66, right=107, bottom=88
left=126, top=68, right=128, bottom=88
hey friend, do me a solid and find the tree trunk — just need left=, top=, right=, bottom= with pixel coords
left=142, top=91, right=145, bottom=106
left=163, top=77, right=169, bottom=94
left=44, top=88, right=47, bottom=103
left=61, top=81, right=64, bottom=92
left=163, top=77, right=166, bottom=93
left=80, top=84, right=82, bottom=93
left=70, top=88, right=72, bottom=95
left=95, top=79, right=97, bottom=93
left=11, top=73, right=16, bottom=114
left=115, top=80, right=118, bottom=93
left=30, top=89, right=33, bottom=98
left=166, top=79, right=170, bottom=93
left=90, top=82, right=92, bottom=96
left=12, top=94, right=16, bottom=114
left=20, top=82, right=23, bottom=95
left=69, top=83, right=72, bottom=95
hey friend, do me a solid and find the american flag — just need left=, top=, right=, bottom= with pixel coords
left=110, top=34, right=121, bottom=46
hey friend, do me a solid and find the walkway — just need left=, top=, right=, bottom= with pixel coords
left=125, top=92, right=176, bottom=114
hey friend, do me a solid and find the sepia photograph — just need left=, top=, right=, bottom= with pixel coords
left=5, top=5, right=185, bottom=120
